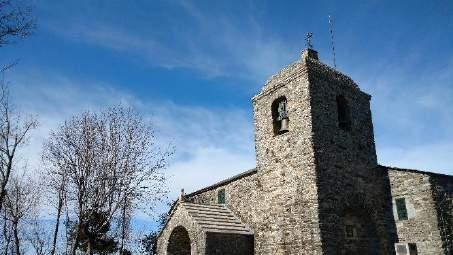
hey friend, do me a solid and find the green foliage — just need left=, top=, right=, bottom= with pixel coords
left=120, top=249, right=132, bottom=255
left=141, top=203, right=172, bottom=254
left=70, top=210, right=118, bottom=254
left=141, top=231, right=159, bottom=255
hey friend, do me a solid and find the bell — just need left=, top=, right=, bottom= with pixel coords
left=279, top=118, right=289, bottom=133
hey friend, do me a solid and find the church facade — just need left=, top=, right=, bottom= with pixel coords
left=156, top=48, right=453, bottom=255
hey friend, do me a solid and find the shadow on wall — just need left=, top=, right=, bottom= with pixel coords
left=430, top=175, right=453, bottom=255
left=206, top=233, right=254, bottom=255
left=315, top=167, right=399, bottom=255
left=316, top=166, right=453, bottom=255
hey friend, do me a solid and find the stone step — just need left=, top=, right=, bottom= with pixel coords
left=196, top=218, right=243, bottom=225
left=183, top=205, right=229, bottom=214
left=197, top=220, right=245, bottom=228
left=203, top=225, right=252, bottom=233
left=188, top=211, right=236, bottom=219
left=205, top=229, right=254, bottom=235
left=185, top=207, right=232, bottom=215
left=182, top=203, right=225, bottom=210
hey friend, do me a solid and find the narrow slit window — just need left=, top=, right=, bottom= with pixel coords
left=395, top=198, right=408, bottom=220
left=217, top=189, right=225, bottom=204
left=336, top=95, right=351, bottom=131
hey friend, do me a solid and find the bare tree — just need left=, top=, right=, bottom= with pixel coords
left=1, top=208, right=12, bottom=254
left=118, top=196, right=132, bottom=254
left=0, top=83, right=37, bottom=213
left=141, top=204, right=172, bottom=255
left=2, top=173, right=39, bottom=255
left=26, top=213, right=51, bottom=255
left=41, top=157, right=68, bottom=255
left=0, top=0, right=35, bottom=47
left=43, top=106, right=171, bottom=255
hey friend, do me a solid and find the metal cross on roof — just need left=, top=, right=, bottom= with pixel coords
left=305, top=32, right=313, bottom=49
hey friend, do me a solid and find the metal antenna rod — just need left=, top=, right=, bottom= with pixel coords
left=328, top=15, right=337, bottom=69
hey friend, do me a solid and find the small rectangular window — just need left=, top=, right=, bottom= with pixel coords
left=395, top=198, right=408, bottom=220
left=396, top=244, right=408, bottom=255
left=345, top=225, right=355, bottom=238
left=217, top=189, right=225, bottom=204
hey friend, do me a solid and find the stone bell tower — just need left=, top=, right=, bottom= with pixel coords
left=251, top=48, right=388, bottom=254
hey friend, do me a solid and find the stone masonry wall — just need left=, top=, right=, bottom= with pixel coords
left=429, top=174, right=453, bottom=254
left=388, top=169, right=446, bottom=254
left=158, top=48, right=453, bottom=255
left=189, top=52, right=324, bottom=254
left=187, top=171, right=264, bottom=253
left=305, top=56, right=397, bottom=254
left=252, top=54, right=323, bottom=254
left=157, top=204, right=206, bottom=255
left=187, top=171, right=260, bottom=234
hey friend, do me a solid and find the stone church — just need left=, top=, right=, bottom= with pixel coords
left=157, top=48, right=453, bottom=255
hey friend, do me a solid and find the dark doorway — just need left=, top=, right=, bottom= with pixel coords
left=340, top=209, right=380, bottom=255
left=167, top=226, right=191, bottom=255
left=206, top=232, right=254, bottom=255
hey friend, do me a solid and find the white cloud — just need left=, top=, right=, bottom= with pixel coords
left=166, top=146, right=255, bottom=198
left=6, top=69, right=256, bottom=204
left=353, top=54, right=453, bottom=174
left=7, top=71, right=137, bottom=170
left=6, top=63, right=452, bottom=197
left=379, top=143, right=453, bottom=175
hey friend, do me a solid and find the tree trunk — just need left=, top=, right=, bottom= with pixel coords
left=0, top=158, right=13, bottom=213
left=70, top=223, right=81, bottom=255
left=50, top=196, right=63, bottom=255
left=87, top=239, right=93, bottom=255
left=2, top=212, right=11, bottom=255
left=12, top=220, right=20, bottom=255
left=118, top=198, right=127, bottom=255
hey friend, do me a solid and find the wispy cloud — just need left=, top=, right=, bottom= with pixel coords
left=11, top=0, right=453, bottom=195
left=352, top=52, right=453, bottom=175
left=379, top=143, right=453, bottom=175
left=7, top=69, right=256, bottom=203
left=43, top=1, right=297, bottom=83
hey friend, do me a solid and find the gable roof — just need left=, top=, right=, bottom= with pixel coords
left=181, top=202, right=253, bottom=235
left=185, top=168, right=257, bottom=198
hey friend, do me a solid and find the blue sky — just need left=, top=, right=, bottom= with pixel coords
left=1, top=0, right=453, bottom=221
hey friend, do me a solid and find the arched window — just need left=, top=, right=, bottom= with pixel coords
left=336, top=95, right=351, bottom=131
left=272, top=97, right=289, bottom=135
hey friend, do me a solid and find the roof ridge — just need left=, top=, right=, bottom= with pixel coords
left=379, top=164, right=453, bottom=178
left=182, top=202, right=226, bottom=207
left=185, top=168, right=257, bottom=198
